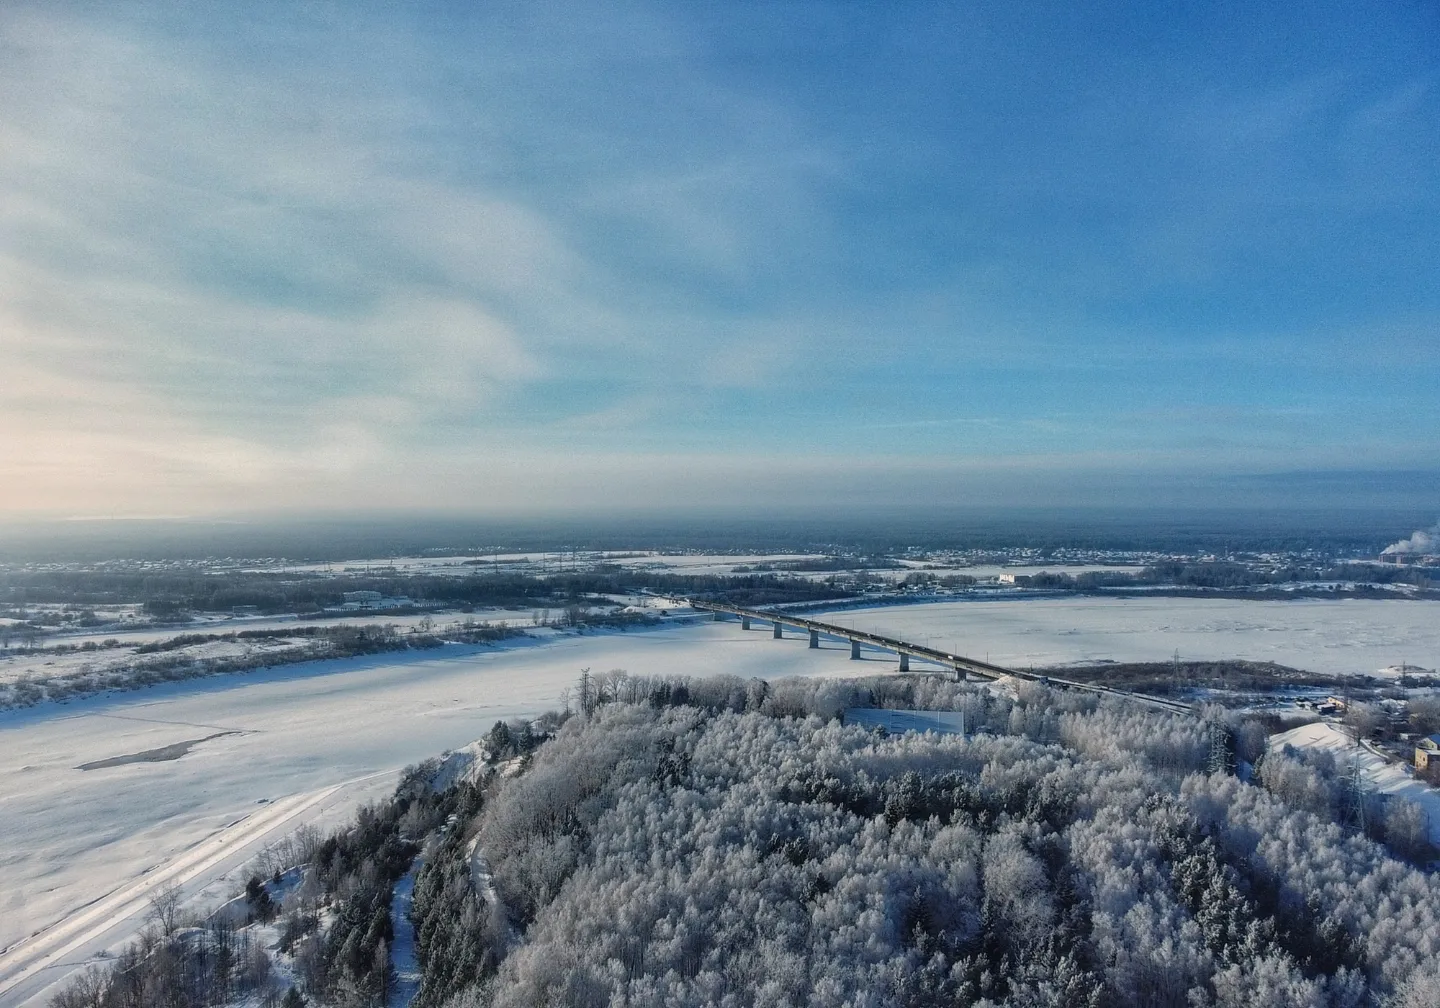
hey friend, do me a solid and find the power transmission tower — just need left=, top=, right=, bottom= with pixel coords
left=1340, top=753, right=1368, bottom=835
left=1206, top=720, right=1235, bottom=775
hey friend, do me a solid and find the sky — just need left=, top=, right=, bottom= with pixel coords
left=2, top=0, right=1438, bottom=518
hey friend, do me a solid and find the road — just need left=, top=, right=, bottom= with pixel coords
left=0, top=771, right=395, bottom=1008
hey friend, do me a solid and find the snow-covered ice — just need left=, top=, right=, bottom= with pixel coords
left=826, top=596, right=1440, bottom=677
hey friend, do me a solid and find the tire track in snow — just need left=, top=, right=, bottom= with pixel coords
left=95, top=712, right=257, bottom=732
left=0, top=771, right=392, bottom=1006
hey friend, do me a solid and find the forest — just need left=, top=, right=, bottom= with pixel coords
left=0, top=569, right=851, bottom=624
left=51, top=672, right=1440, bottom=1008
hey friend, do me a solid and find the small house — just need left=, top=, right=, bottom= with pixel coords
left=1415, top=734, right=1440, bottom=773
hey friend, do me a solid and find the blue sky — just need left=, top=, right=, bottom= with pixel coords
left=2, top=0, right=1437, bottom=515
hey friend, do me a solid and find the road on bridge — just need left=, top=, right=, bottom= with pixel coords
left=666, top=597, right=1195, bottom=716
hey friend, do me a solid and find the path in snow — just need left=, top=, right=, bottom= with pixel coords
left=388, top=861, right=422, bottom=1008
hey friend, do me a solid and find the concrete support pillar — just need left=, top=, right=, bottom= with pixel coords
left=772, top=621, right=783, bottom=639
left=741, top=616, right=751, bottom=631
left=898, top=653, right=910, bottom=672
left=850, top=639, right=861, bottom=660
left=809, top=629, right=819, bottom=648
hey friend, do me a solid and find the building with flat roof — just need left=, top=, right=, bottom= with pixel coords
left=843, top=709, right=966, bottom=736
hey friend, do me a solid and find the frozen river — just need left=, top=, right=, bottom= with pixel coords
left=3, top=595, right=1439, bottom=1005
left=831, top=596, right=1440, bottom=676
left=0, top=622, right=874, bottom=1006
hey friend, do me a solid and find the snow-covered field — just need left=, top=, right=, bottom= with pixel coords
left=825, top=597, right=1440, bottom=677
left=6, top=594, right=1440, bottom=1005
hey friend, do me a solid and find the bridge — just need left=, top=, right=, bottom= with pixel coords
left=667, top=597, right=1195, bottom=716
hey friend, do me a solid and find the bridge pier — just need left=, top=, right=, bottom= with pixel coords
left=690, top=603, right=1186, bottom=713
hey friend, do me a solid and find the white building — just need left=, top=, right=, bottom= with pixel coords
left=843, top=709, right=966, bottom=736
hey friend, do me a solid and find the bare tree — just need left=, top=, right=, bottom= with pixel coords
left=576, top=668, right=598, bottom=717
left=601, top=668, right=629, bottom=706
left=254, top=821, right=323, bottom=878
left=148, top=880, right=184, bottom=935
left=49, top=966, right=107, bottom=1008
left=1409, top=696, right=1440, bottom=737
left=1344, top=701, right=1385, bottom=740
left=293, top=823, right=323, bottom=866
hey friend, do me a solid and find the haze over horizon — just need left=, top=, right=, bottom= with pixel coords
left=3, top=1, right=1437, bottom=518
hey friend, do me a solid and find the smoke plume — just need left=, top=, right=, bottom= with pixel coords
left=1382, top=520, right=1440, bottom=555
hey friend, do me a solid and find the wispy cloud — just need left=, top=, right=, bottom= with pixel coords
left=2, top=1, right=1438, bottom=516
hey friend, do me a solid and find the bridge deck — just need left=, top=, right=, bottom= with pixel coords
left=671, top=598, right=1194, bottom=716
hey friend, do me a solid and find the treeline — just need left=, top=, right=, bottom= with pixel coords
left=0, top=622, right=523, bottom=710
left=1015, top=560, right=1437, bottom=592
left=130, top=624, right=440, bottom=655
left=733, top=556, right=904, bottom=573
left=2, top=569, right=850, bottom=618
left=1052, top=660, right=1366, bottom=695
